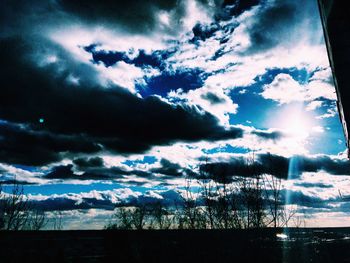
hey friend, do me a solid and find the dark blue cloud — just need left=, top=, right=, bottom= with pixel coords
left=83, top=45, right=130, bottom=67
left=251, top=130, right=284, bottom=140
left=0, top=38, right=247, bottom=165
left=91, top=50, right=129, bottom=67
left=84, top=45, right=171, bottom=70
left=190, top=22, right=220, bottom=43
left=200, top=153, right=350, bottom=184
left=30, top=196, right=115, bottom=211
left=28, top=189, right=184, bottom=211
left=294, top=182, right=333, bottom=189
left=132, top=50, right=164, bottom=70
left=283, top=190, right=333, bottom=209
left=45, top=165, right=76, bottom=179
left=211, top=46, right=232, bottom=60
left=137, top=68, right=207, bottom=97
left=150, top=159, right=184, bottom=177
left=43, top=164, right=150, bottom=181
left=73, top=157, right=104, bottom=168
left=244, top=0, right=300, bottom=53
left=215, top=0, right=260, bottom=21
left=0, top=121, right=101, bottom=166
left=297, top=155, right=350, bottom=175
left=58, top=0, right=181, bottom=33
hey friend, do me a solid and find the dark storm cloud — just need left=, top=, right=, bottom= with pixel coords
left=44, top=158, right=195, bottom=182
left=258, top=153, right=289, bottom=178
left=151, top=159, right=184, bottom=177
left=132, top=50, right=165, bottom=69
left=297, top=155, right=350, bottom=175
left=73, top=157, right=104, bottom=169
left=246, top=1, right=297, bottom=53
left=243, top=0, right=321, bottom=54
left=0, top=38, right=243, bottom=165
left=200, top=154, right=289, bottom=182
left=191, top=22, right=221, bottom=43
left=200, top=154, right=350, bottom=182
left=44, top=164, right=111, bottom=180
left=0, top=0, right=62, bottom=37
left=57, top=0, right=183, bottom=33
left=86, top=48, right=129, bottom=67
left=0, top=121, right=101, bottom=166
left=200, top=157, right=247, bottom=176
left=219, top=0, right=260, bottom=18
left=45, top=165, right=76, bottom=180
left=43, top=164, right=149, bottom=181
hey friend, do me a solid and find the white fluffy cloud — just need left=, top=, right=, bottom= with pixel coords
left=0, top=163, right=45, bottom=184
left=168, top=85, right=238, bottom=126
left=261, top=73, right=336, bottom=104
left=306, top=100, right=323, bottom=111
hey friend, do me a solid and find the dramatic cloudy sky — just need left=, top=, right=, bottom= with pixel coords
left=1, top=0, right=350, bottom=228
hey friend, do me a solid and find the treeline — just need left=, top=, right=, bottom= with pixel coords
left=106, top=173, right=302, bottom=230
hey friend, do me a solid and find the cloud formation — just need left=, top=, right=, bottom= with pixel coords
left=200, top=154, right=350, bottom=181
left=0, top=38, right=244, bottom=166
left=0, top=0, right=347, bottom=228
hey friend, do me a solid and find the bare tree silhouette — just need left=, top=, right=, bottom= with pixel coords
left=0, top=181, right=47, bottom=230
left=104, top=155, right=298, bottom=230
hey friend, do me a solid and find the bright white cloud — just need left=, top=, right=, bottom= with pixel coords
left=306, top=100, right=323, bottom=111
left=316, top=107, right=338, bottom=119
left=97, top=61, right=144, bottom=93
left=168, top=85, right=238, bottom=126
left=261, top=73, right=336, bottom=105
left=311, top=126, right=325, bottom=133
left=0, top=163, right=45, bottom=184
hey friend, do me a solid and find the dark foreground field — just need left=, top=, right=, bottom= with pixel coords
left=1, top=228, right=350, bottom=263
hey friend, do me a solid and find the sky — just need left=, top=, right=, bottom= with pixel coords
left=1, top=0, right=350, bottom=229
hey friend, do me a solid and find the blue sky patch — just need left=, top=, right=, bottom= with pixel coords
left=122, top=156, right=158, bottom=167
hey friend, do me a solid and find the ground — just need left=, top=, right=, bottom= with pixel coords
left=1, top=228, right=350, bottom=263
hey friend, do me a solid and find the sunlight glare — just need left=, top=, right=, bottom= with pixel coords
left=274, top=104, right=315, bottom=139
